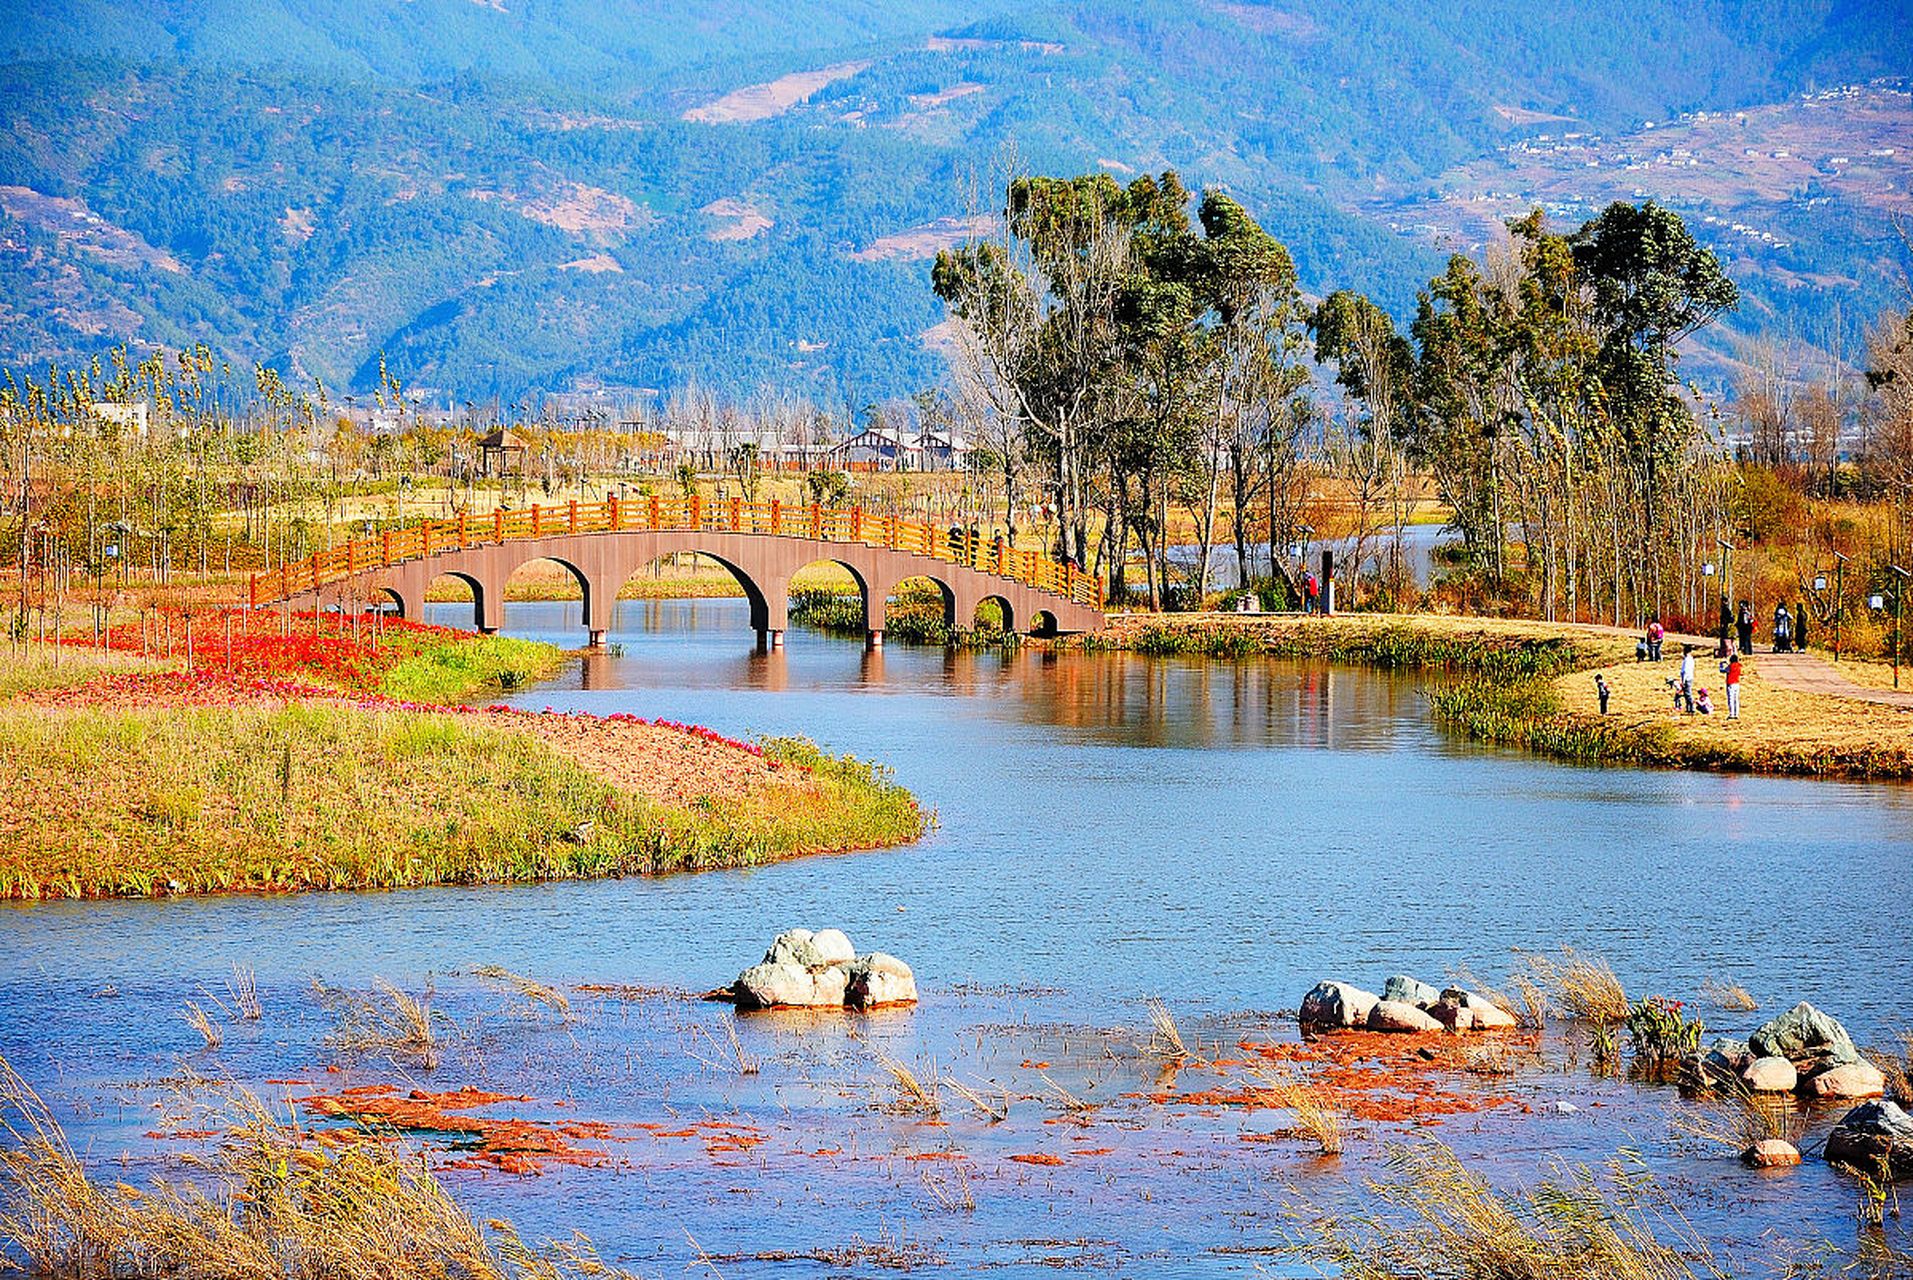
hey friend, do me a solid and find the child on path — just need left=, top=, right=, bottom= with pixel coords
left=1678, top=645, right=1696, bottom=713
left=1724, top=652, right=1742, bottom=719
left=1695, top=687, right=1714, bottom=715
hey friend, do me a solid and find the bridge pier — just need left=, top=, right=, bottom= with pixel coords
left=755, top=627, right=784, bottom=650
left=866, top=629, right=884, bottom=650
left=588, top=628, right=606, bottom=649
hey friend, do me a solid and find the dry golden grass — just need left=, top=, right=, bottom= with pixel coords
left=316, top=977, right=443, bottom=1070
left=1515, top=948, right=1629, bottom=1025
left=0, top=645, right=169, bottom=697
left=470, top=965, right=571, bottom=1020
left=1282, top=1138, right=1735, bottom=1279
left=1143, top=997, right=1193, bottom=1062
left=1698, top=977, right=1758, bottom=1013
left=1554, top=653, right=1913, bottom=774
left=1671, top=1079, right=1806, bottom=1153
left=182, top=1001, right=222, bottom=1050
left=0, top=1056, right=636, bottom=1279
left=1250, top=1064, right=1344, bottom=1156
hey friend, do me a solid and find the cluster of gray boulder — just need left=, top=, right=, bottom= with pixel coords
left=1691, top=1001, right=1887, bottom=1101
left=731, top=928, right=917, bottom=1011
left=1691, top=1001, right=1904, bottom=1175
left=1299, top=976, right=1519, bottom=1034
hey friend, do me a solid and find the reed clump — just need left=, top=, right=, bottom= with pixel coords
left=1282, top=1137, right=1735, bottom=1278
left=1250, top=1065, right=1343, bottom=1156
left=0, top=1056, right=637, bottom=1279
left=1513, top=948, right=1629, bottom=1026
left=1698, top=977, right=1758, bottom=1012
left=316, top=977, right=443, bottom=1070
left=1671, top=1081, right=1805, bottom=1152
left=470, top=965, right=571, bottom=1020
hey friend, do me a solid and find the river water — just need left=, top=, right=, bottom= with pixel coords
left=3, top=598, right=1910, bottom=1273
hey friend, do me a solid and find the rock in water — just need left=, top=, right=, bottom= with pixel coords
left=1368, top=1000, right=1443, bottom=1033
left=1742, top=1056, right=1798, bottom=1093
left=845, top=953, right=917, bottom=1008
left=1809, top=1061, right=1887, bottom=1100
left=735, top=962, right=819, bottom=1010
left=1381, top=975, right=1441, bottom=1008
left=1428, top=1001, right=1476, bottom=1032
left=1744, top=1138, right=1802, bottom=1168
left=1747, top=1001, right=1859, bottom=1071
left=1438, top=988, right=1517, bottom=1030
left=1299, top=982, right=1380, bottom=1030
left=1825, top=1100, right=1913, bottom=1180
left=810, top=928, right=856, bottom=964
left=764, top=928, right=828, bottom=969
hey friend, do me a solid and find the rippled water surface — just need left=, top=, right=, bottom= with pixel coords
left=4, top=598, right=1910, bottom=1273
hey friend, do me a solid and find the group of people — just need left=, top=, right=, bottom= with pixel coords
left=1613, top=615, right=1750, bottom=721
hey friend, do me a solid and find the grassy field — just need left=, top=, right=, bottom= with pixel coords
left=1433, top=648, right=1913, bottom=779
left=0, top=703, right=924, bottom=900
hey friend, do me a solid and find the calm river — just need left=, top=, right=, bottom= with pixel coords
left=3, top=598, right=1910, bottom=1273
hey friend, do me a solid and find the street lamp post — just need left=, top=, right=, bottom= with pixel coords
left=1833, top=551, right=1848, bottom=662
left=1893, top=566, right=1910, bottom=689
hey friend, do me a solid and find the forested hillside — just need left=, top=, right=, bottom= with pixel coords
left=1, top=0, right=1906, bottom=403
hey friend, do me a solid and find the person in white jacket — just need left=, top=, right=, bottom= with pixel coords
left=1678, top=646, right=1696, bottom=714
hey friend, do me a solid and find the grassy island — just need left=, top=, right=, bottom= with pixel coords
left=0, top=630, right=926, bottom=901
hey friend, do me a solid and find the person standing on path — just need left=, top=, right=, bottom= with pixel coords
left=1649, top=618, right=1665, bottom=661
left=1679, top=645, right=1696, bottom=713
left=1737, top=600, right=1754, bottom=656
left=1773, top=603, right=1792, bottom=653
left=1795, top=604, right=1809, bottom=651
left=1595, top=673, right=1611, bottom=715
left=1724, top=652, right=1742, bottom=720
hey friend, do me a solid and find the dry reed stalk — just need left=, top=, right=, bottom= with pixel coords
left=0, top=1055, right=637, bottom=1279
left=316, top=976, right=443, bottom=1070
left=182, top=1001, right=222, bottom=1050
left=1698, top=978, right=1758, bottom=1012
left=686, top=1018, right=759, bottom=1076
left=227, top=963, right=263, bottom=1021
left=1515, top=947, right=1629, bottom=1025
left=1281, top=1137, right=1735, bottom=1278
left=471, top=964, right=572, bottom=1020
left=1670, top=1081, right=1806, bottom=1151
left=1249, top=1065, right=1343, bottom=1156
left=920, top=1162, right=977, bottom=1213
left=874, top=1051, right=940, bottom=1116
left=1142, top=997, right=1192, bottom=1062
left=944, top=1076, right=1011, bottom=1123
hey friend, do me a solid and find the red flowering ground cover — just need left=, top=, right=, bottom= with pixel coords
left=77, top=613, right=467, bottom=694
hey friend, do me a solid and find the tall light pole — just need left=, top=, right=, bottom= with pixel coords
left=1833, top=551, right=1848, bottom=662
left=1893, top=565, right=1909, bottom=689
left=1717, top=536, right=1734, bottom=647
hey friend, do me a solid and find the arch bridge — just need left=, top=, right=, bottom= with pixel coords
left=249, top=496, right=1105, bottom=646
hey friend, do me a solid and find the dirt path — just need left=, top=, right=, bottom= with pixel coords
left=1752, top=651, right=1913, bottom=710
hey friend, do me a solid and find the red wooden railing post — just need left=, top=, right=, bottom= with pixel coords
left=689, top=494, right=702, bottom=528
left=810, top=503, right=822, bottom=538
left=648, top=494, right=660, bottom=528
left=381, top=531, right=393, bottom=566
left=532, top=504, right=542, bottom=537
left=494, top=509, right=504, bottom=542
left=458, top=511, right=468, bottom=547
left=729, top=498, right=741, bottom=531
left=422, top=523, right=433, bottom=557
left=609, top=494, right=620, bottom=530
left=568, top=500, right=578, bottom=534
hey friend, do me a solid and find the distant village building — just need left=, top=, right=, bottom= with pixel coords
left=90, top=401, right=149, bottom=437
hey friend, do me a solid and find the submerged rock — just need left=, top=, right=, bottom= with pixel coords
left=1748, top=1002, right=1859, bottom=1072
left=1299, top=982, right=1379, bottom=1030
left=1825, top=1100, right=1913, bottom=1180
left=1686, top=1038, right=1752, bottom=1091
left=1368, top=1000, right=1443, bottom=1033
left=1742, top=1056, right=1798, bottom=1093
left=845, top=952, right=917, bottom=1008
left=1745, top=1138, right=1802, bottom=1169
left=1381, top=975, right=1441, bottom=1009
left=1809, top=1060, right=1887, bottom=1100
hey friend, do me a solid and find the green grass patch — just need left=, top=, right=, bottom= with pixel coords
left=377, top=635, right=568, bottom=703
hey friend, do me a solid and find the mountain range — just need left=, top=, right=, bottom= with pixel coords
left=2, top=0, right=1908, bottom=407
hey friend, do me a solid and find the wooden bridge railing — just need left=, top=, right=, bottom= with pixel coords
left=250, top=497, right=1103, bottom=610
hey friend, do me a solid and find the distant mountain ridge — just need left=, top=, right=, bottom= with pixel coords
left=2, top=0, right=1907, bottom=403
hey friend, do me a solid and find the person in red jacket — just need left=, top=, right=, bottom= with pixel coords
left=1724, top=652, right=1742, bottom=720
